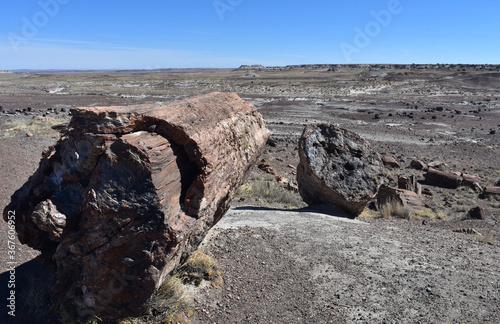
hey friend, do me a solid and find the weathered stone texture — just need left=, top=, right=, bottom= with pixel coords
left=425, top=167, right=463, bottom=188
left=297, top=124, right=384, bottom=215
left=3, top=92, right=269, bottom=320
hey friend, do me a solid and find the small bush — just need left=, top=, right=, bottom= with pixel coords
left=378, top=197, right=410, bottom=220
left=236, top=172, right=305, bottom=208
left=178, top=250, right=223, bottom=288
left=358, top=206, right=383, bottom=219
left=121, top=250, right=221, bottom=324
left=471, top=233, right=494, bottom=245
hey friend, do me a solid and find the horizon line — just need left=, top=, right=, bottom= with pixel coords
left=5, top=63, right=500, bottom=72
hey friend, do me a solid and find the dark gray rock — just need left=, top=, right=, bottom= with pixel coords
left=297, top=124, right=384, bottom=215
left=468, top=206, right=486, bottom=220
left=410, top=159, right=428, bottom=170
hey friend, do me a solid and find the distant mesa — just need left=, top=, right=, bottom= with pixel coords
left=236, top=64, right=500, bottom=72
left=238, top=64, right=267, bottom=71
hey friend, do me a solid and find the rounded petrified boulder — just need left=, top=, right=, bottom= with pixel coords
left=297, top=124, right=384, bottom=215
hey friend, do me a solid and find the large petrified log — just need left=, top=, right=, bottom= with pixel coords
left=2, top=92, right=269, bottom=320
left=425, top=167, right=463, bottom=188
left=297, top=124, right=384, bottom=215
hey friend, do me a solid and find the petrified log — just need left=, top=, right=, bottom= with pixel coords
left=398, top=175, right=422, bottom=197
left=483, top=186, right=500, bottom=198
left=461, top=173, right=483, bottom=192
left=297, top=124, right=384, bottom=215
left=410, top=159, right=428, bottom=171
left=381, top=156, right=401, bottom=168
left=377, top=185, right=424, bottom=213
left=2, top=92, right=269, bottom=321
left=424, top=167, right=463, bottom=188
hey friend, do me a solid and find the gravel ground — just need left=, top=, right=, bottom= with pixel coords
left=191, top=207, right=499, bottom=324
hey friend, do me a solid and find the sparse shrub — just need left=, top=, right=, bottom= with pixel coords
left=358, top=205, right=383, bottom=219
left=178, top=250, right=223, bottom=288
left=236, top=171, right=305, bottom=208
left=453, top=205, right=470, bottom=213
left=412, top=208, right=436, bottom=221
left=378, top=197, right=410, bottom=219
left=1, top=116, right=62, bottom=137
left=146, top=276, right=190, bottom=324
left=120, top=250, right=221, bottom=324
left=471, top=233, right=494, bottom=245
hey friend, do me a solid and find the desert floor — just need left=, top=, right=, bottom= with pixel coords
left=0, top=66, right=499, bottom=323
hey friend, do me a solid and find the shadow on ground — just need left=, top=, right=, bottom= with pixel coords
left=0, top=257, right=55, bottom=324
left=233, top=203, right=355, bottom=219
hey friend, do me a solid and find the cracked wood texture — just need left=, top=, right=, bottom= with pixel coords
left=3, top=92, right=269, bottom=321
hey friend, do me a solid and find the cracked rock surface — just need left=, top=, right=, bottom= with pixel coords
left=2, top=92, right=269, bottom=321
left=297, top=124, right=384, bottom=215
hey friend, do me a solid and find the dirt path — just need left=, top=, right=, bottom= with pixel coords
left=190, top=206, right=499, bottom=323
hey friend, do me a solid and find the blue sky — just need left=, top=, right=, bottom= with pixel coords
left=1, top=0, right=499, bottom=69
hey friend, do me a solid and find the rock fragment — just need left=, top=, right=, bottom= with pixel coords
left=398, top=175, right=422, bottom=197
left=382, top=156, right=401, bottom=168
left=297, top=124, right=384, bottom=215
left=410, top=159, right=428, bottom=170
left=468, top=206, right=486, bottom=220
left=377, top=185, right=424, bottom=214
left=257, top=159, right=278, bottom=176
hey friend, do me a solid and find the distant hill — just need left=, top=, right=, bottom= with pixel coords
left=236, top=64, right=500, bottom=72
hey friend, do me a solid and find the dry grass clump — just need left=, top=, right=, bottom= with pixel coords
left=378, top=197, right=410, bottom=220
left=237, top=172, right=305, bottom=208
left=121, top=250, right=222, bottom=324
left=1, top=116, right=61, bottom=137
left=412, top=208, right=448, bottom=221
left=358, top=205, right=383, bottom=219
left=471, top=233, right=494, bottom=245
left=178, top=250, right=223, bottom=288
left=138, top=276, right=192, bottom=324
left=375, top=199, right=448, bottom=221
